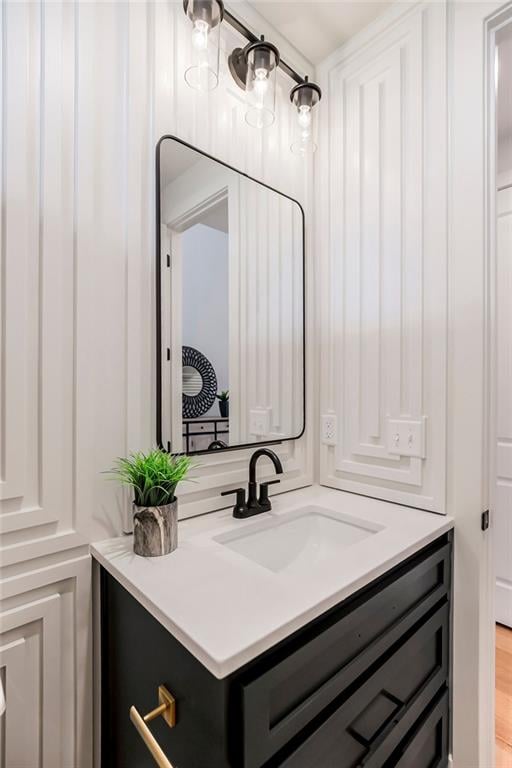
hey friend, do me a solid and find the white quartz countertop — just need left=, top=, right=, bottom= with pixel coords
left=91, top=486, right=453, bottom=679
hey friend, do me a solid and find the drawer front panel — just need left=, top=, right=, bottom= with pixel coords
left=242, top=540, right=451, bottom=768
left=383, top=690, right=449, bottom=768
left=275, top=603, right=449, bottom=768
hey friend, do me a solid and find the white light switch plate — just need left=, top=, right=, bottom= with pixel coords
left=386, top=417, right=427, bottom=458
left=250, top=408, right=271, bottom=436
left=321, top=414, right=338, bottom=446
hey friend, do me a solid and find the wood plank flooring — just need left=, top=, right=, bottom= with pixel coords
left=497, top=624, right=512, bottom=767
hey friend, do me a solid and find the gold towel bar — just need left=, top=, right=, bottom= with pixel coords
left=130, top=685, right=176, bottom=768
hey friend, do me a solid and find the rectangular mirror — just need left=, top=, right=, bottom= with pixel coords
left=156, top=136, right=305, bottom=454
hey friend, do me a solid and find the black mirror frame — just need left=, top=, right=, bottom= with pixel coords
left=156, top=134, right=306, bottom=456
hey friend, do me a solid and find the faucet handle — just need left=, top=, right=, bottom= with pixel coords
left=221, top=488, right=248, bottom=519
left=258, top=479, right=281, bottom=511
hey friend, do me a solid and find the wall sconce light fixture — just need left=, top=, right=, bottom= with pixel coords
left=183, top=0, right=224, bottom=91
left=290, top=77, right=322, bottom=155
left=228, top=37, right=280, bottom=128
left=182, top=2, right=322, bottom=152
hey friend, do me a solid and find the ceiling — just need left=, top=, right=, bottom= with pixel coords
left=160, top=141, right=229, bottom=232
left=248, top=1, right=392, bottom=64
left=197, top=199, right=229, bottom=233
left=160, top=141, right=201, bottom=186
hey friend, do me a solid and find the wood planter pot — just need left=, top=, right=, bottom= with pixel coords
left=132, top=500, right=178, bottom=557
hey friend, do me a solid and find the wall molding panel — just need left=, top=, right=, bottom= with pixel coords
left=0, top=555, right=92, bottom=768
left=317, top=1, right=447, bottom=512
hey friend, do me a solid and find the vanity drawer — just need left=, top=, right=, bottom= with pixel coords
left=383, top=689, right=449, bottom=768
left=241, top=539, right=451, bottom=768
left=272, top=602, right=450, bottom=768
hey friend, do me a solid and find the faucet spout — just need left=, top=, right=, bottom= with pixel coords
left=247, top=448, right=283, bottom=511
left=248, top=448, right=284, bottom=484
left=223, top=447, right=283, bottom=518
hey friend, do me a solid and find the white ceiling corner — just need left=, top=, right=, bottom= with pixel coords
left=246, top=1, right=393, bottom=65
left=225, top=0, right=315, bottom=75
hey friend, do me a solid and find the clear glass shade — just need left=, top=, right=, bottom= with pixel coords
left=184, top=0, right=223, bottom=91
left=290, top=104, right=317, bottom=155
left=245, top=43, right=279, bottom=128
left=290, top=81, right=320, bottom=156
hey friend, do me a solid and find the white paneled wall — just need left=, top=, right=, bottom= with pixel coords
left=0, top=2, right=314, bottom=764
left=229, top=181, right=304, bottom=444
left=317, top=1, right=447, bottom=512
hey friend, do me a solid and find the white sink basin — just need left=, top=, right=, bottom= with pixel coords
left=215, top=505, right=382, bottom=573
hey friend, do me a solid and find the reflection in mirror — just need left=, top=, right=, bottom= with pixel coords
left=183, top=367, right=202, bottom=397
left=157, top=137, right=305, bottom=454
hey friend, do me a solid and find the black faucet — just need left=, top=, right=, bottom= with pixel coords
left=221, top=448, right=283, bottom=518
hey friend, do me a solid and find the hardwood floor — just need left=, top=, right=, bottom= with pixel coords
left=497, top=624, right=512, bottom=767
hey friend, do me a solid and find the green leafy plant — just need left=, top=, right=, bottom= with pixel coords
left=108, top=450, right=195, bottom=507
left=216, top=390, right=229, bottom=402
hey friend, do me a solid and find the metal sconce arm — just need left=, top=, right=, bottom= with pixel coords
left=222, top=7, right=305, bottom=85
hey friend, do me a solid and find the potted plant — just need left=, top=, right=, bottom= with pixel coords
left=216, top=390, right=229, bottom=418
left=109, top=450, right=194, bottom=557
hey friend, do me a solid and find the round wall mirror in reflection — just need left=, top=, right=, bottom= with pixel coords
left=182, top=346, right=218, bottom=419
left=183, top=366, right=203, bottom=397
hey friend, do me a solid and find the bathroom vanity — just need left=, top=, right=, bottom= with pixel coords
left=93, top=487, right=453, bottom=768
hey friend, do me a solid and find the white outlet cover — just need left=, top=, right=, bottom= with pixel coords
left=321, top=414, right=338, bottom=446
left=250, top=408, right=271, bottom=437
left=386, top=417, right=427, bottom=459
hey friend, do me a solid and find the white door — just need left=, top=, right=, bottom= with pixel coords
left=496, top=186, right=512, bottom=627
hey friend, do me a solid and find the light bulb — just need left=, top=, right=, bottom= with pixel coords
left=192, top=19, right=209, bottom=51
left=254, top=67, right=269, bottom=98
left=290, top=80, right=321, bottom=155
left=298, top=104, right=312, bottom=129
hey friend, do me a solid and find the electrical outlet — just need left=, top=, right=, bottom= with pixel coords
left=321, top=414, right=337, bottom=445
left=386, top=417, right=427, bottom=458
left=250, top=408, right=271, bottom=437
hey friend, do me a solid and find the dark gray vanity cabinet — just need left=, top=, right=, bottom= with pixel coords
left=100, top=532, right=452, bottom=768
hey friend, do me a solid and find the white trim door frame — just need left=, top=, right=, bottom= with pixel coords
left=495, top=185, right=512, bottom=628
left=168, top=188, right=230, bottom=454
left=449, top=2, right=512, bottom=766
left=161, top=177, right=237, bottom=453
